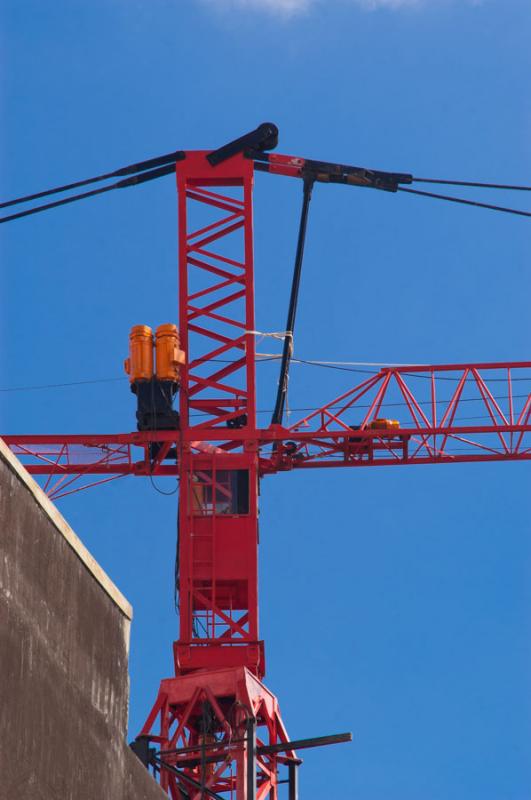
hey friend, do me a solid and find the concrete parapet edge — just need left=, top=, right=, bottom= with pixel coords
left=0, top=437, right=132, bottom=621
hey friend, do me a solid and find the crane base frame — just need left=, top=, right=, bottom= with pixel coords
left=139, top=666, right=293, bottom=799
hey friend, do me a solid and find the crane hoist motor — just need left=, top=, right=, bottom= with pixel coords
left=124, top=323, right=185, bottom=431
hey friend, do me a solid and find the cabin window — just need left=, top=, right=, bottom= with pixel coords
left=191, top=469, right=249, bottom=516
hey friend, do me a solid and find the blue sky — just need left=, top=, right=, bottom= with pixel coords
left=2, top=0, right=531, bottom=797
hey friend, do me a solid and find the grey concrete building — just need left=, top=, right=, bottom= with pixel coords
left=0, top=439, right=165, bottom=800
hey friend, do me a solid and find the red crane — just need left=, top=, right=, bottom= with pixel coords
left=3, top=125, right=531, bottom=800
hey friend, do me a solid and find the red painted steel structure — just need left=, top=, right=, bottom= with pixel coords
left=5, top=361, right=531, bottom=496
left=146, top=152, right=290, bottom=799
left=173, top=152, right=263, bottom=686
left=3, top=147, right=531, bottom=798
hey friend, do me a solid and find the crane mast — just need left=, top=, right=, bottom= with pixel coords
left=174, top=151, right=261, bottom=677
left=136, top=150, right=294, bottom=800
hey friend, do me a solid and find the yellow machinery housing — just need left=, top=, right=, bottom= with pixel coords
left=124, top=325, right=154, bottom=383
left=124, top=323, right=185, bottom=432
left=369, top=418, right=400, bottom=431
left=155, top=323, right=186, bottom=382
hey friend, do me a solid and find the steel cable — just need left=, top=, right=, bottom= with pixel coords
left=0, top=163, right=177, bottom=224
left=0, top=150, right=184, bottom=210
left=398, top=186, right=531, bottom=217
left=413, top=177, right=531, bottom=191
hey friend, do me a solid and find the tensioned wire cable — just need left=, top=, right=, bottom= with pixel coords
left=3, top=369, right=526, bottom=427
left=2, top=178, right=530, bottom=222
left=0, top=163, right=178, bottom=223
left=1, top=147, right=531, bottom=222
left=288, top=357, right=531, bottom=382
left=412, top=177, right=531, bottom=191
left=0, top=150, right=185, bottom=210
left=398, top=186, right=531, bottom=218
left=2, top=357, right=531, bottom=392
left=0, top=377, right=126, bottom=392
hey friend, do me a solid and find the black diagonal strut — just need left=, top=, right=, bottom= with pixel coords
left=271, top=175, right=314, bottom=426
left=152, top=755, right=225, bottom=800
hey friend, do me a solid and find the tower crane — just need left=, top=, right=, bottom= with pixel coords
left=2, top=124, right=531, bottom=800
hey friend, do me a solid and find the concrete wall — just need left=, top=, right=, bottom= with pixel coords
left=0, top=440, right=165, bottom=800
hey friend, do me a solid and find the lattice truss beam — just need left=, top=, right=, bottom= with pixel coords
left=177, top=152, right=256, bottom=438
left=266, top=360, right=531, bottom=471
left=3, top=361, right=531, bottom=498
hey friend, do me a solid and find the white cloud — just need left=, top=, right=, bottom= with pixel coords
left=202, top=0, right=315, bottom=16
left=356, top=0, right=422, bottom=7
left=202, top=0, right=477, bottom=15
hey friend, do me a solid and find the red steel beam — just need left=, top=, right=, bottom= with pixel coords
left=4, top=360, right=530, bottom=478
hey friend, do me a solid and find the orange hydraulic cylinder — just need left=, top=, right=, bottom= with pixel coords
left=155, top=323, right=185, bottom=382
left=124, top=325, right=154, bottom=382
